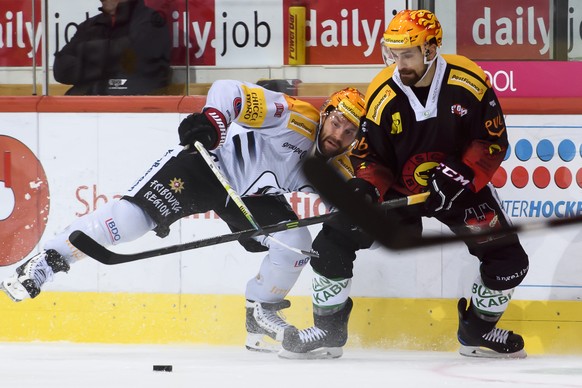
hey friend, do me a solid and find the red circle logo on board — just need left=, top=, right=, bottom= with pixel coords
left=0, top=136, right=50, bottom=266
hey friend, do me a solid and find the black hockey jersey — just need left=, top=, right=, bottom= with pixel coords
left=351, top=54, right=507, bottom=198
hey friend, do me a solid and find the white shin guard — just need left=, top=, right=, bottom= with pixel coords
left=470, top=275, right=515, bottom=317
left=312, top=272, right=352, bottom=315
left=245, top=254, right=303, bottom=303
left=245, top=228, right=312, bottom=303
left=44, top=199, right=156, bottom=263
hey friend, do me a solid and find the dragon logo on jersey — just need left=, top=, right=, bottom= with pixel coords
left=401, top=152, right=444, bottom=193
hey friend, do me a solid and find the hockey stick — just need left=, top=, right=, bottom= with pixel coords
left=193, top=141, right=318, bottom=258
left=68, top=192, right=428, bottom=265
left=301, top=156, right=582, bottom=250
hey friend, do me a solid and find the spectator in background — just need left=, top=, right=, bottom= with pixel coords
left=53, top=0, right=171, bottom=95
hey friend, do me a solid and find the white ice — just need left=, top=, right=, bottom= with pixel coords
left=1, top=343, right=581, bottom=388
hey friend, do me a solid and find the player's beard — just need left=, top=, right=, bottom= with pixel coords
left=399, top=67, right=425, bottom=87
left=318, top=135, right=347, bottom=157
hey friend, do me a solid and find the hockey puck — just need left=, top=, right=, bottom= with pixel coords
left=153, top=365, right=173, bottom=372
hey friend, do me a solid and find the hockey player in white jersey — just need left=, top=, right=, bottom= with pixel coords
left=1, top=79, right=366, bottom=352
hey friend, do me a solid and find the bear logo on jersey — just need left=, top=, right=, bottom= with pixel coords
left=401, top=151, right=444, bottom=193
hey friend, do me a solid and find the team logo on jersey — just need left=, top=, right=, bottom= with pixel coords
left=464, top=203, right=502, bottom=244
left=169, top=178, right=185, bottom=193
left=451, top=104, right=468, bottom=117
left=401, top=152, right=444, bottom=193
left=484, top=113, right=506, bottom=137
left=233, top=97, right=242, bottom=117
left=274, top=102, right=284, bottom=118
left=391, top=112, right=402, bottom=134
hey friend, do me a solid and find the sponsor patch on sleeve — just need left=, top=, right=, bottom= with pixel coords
left=288, top=112, right=317, bottom=140
left=447, top=69, right=486, bottom=101
left=366, top=85, right=396, bottom=125
left=238, top=85, right=268, bottom=127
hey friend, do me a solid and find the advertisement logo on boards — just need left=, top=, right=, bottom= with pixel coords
left=0, top=136, right=50, bottom=266
left=494, top=136, right=582, bottom=219
left=456, top=0, right=551, bottom=60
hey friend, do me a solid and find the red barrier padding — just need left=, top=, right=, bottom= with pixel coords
left=1, top=96, right=582, bottom=114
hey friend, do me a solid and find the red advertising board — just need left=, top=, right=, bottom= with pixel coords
left=457, top=0, right=551, bottom=60
left=145, top=0, right=216, bottom=66
left=283, top=0, right=393, bottom=65
left=0, top=0, right=41, bottom=66
left=0, top=0, right=216, bottom=67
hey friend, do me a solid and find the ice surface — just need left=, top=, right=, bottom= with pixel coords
left=0, top=342, right=581, bottom=388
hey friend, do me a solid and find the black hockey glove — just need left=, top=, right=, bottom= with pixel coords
left=178, top=108, right=227, bottom=150
left=347, top=177, right=380, bottom=203
left=325, top=178, right=380, bottom=248
left=424, top=161, right=474, bottom=217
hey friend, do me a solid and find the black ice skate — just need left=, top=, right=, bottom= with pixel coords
left=245, top=299, right=294, bottom=352
left=279, top=297, right=353, bottom=360
left=0, top=249, right=69, bottom=302
left=457, top=297, right=526, bottom=358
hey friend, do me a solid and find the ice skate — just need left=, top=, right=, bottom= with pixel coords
left=457, top=298, right=526, bottom=358
left=279, top=297, right=352, bottom=360
left=245, top=299, right=294, bottom=352
left=0, top=250, right=70, bottom=302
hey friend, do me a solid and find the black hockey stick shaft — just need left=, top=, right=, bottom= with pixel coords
left=194, top=141, right=317, bottom=258
left=301, top=156, right=582, bottom=250
left=69, top=191, right=427, bottom=265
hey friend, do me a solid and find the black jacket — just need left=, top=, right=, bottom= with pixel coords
left=53, top=0, right=171, bottom=95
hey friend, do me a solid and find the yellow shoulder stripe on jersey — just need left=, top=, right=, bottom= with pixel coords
left=238, top=84, right=268, bottom=127
left=284, top=95, right=320, bottom=122
left=329, top=154, right=355, bottom=179
left=447, top=69, right=487, bottom=101
left=443, top=54, right=491, bottom=87
left=284, top=96, right=319, bottom=140
left=288, top=112, right=317, bottom=141
left=366, top=64, right=396, bottom=97
left=366, top=83, right=397, bottom=126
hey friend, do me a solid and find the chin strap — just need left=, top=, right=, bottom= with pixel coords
left=416, top=47, right=440, bottom=85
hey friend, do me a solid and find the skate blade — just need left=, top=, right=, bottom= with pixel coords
left=245, top=333, right=280, bottom=353
left=0, top=279, right=27, bottom=302
left=459, top=345, right=527, bottom=359
left=278, top=347, right=343, bottom=360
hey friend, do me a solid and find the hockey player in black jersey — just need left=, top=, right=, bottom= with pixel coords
left=281, top=9, right=529, bottom=360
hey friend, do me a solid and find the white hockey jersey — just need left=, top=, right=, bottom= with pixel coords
left=205, top=80, right=354, bottom=197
